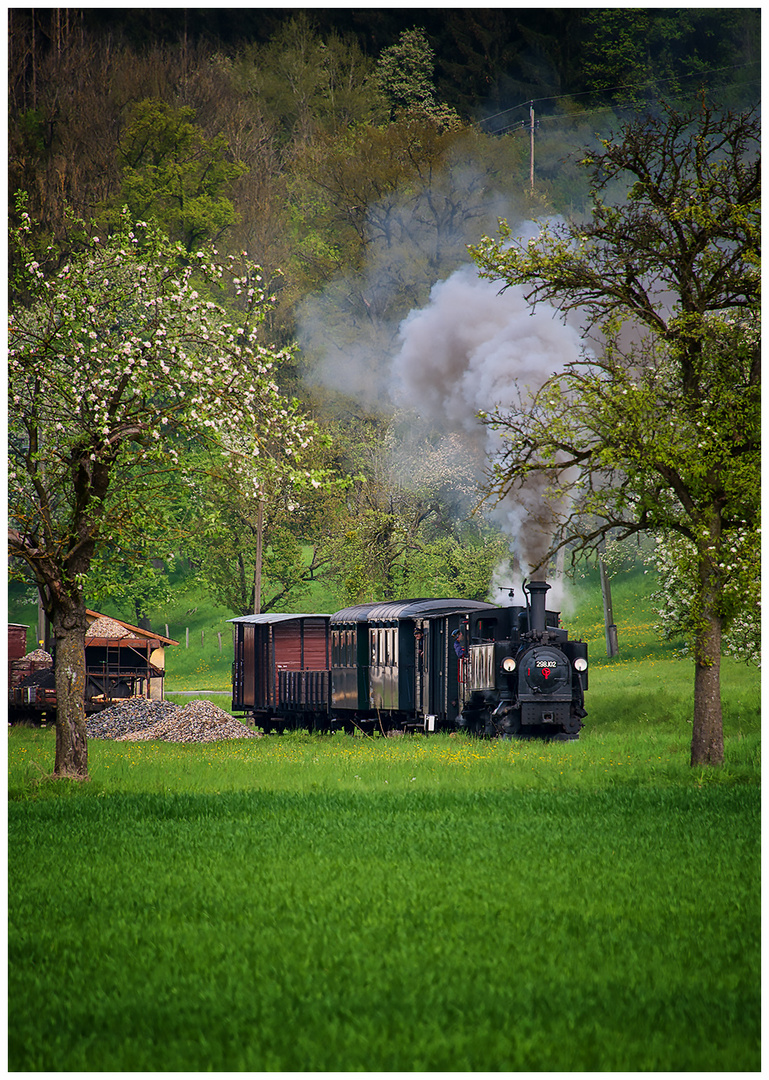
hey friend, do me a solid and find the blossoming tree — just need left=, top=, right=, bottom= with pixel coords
left=9, top=206, right=320, bottom=779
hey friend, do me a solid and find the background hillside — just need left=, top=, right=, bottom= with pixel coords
left=9, top=559, right=685, bottom=692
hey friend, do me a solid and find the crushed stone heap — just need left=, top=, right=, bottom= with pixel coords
left=24, top=648, right=53, bottom=664
left=87, top=698, right=260, bottom=742
left=86, top=616, right=131, bottom=638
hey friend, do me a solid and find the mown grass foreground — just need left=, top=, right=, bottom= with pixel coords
left=8, top=701, right=760, bottom=1073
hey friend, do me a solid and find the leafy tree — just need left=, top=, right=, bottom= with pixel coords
left=375, top=26, right=460, bottom=129
left=233, top=14, right=385, bottom=146
left=184, top=435, right=344, bottom=616
left=8, top=33, right=124, bottom=262
left=580, top=8, right=761, bottom=106
left=225, top=17, right=387, bottom=335
left=86, top=531, right=177, bottom=629
left=650, top=527, right=760, bottom=668
left=8, top=205, right=319, bottom=779
left=470, top=100, right=759, bottom=767
left=323, top=420, right=503, bottom=604
left=398, top=533, right=510, bottom=602
left=117, top=99, right=247, bottom=250
left=375, top=27, right=438, bottom=115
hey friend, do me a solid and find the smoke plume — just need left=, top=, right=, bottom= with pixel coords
left=389, top=259, right=584, bottom=577
left=298, top=212, right=587, bottom=593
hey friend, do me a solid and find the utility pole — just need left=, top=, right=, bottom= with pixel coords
left=253, top=496, right=263, bottom=615
left=521, top=103, right=539, bottom=193
left=598, top=556, right=619, bottom=658
left=529, top=101, right=535, bottom=193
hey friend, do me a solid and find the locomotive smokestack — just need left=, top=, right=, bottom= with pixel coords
left=527, top=580, right=550, bottom=635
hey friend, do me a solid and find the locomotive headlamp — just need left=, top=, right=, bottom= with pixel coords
left=501, top=657, right=517, bottom=673
left=573, top=657, right=588, bottom=672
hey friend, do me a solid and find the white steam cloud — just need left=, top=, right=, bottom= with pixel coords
left=391, top=259, right=582, bottom=431
left=298, top=210, right=588, bottom=598
left=390, top=258, right=584, bottom=579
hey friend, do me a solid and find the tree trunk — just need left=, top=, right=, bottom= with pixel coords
left=52, top=601, right=90, bottom=780
left=690, top=556, right=724, bottom=767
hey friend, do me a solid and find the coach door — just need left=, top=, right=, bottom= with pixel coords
left=241, top=623, right=256, bottom=707
left=424, top=618, right=448, bottom=721
left=413, top=620, right=427, bottom=713
left=370, top=623, right=399, bottom=710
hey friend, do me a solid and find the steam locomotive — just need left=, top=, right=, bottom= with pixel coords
left=231, top=579, right=588, bottom=740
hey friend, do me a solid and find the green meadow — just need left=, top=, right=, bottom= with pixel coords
left=8, top=564, right=760, bottom=1070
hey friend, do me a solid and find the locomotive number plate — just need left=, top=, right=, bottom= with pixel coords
left=536, top=660, right=558, bottom=668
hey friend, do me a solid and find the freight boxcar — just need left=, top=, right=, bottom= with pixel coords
left=230, top=612, right=333, bottom=732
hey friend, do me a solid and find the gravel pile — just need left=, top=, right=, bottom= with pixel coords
left=120, top=699, right=260, bottom=743
left=87, top=698, right=180, bottom=740
left=24, top=648, right=53, bottom=664
left=87, top=616, right=130, bottom=638
left=87, top=697, right=260, bottom=743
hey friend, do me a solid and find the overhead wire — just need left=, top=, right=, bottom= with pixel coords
left=479, top=59, right=761, bottom=135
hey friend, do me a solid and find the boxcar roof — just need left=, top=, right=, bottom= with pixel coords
left=228, top=612, right=332, bottom=625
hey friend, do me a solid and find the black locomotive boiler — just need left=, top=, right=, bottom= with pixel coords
left=230, top=580, right=587, bottom=740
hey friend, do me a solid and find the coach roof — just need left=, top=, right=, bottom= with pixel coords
left=329, top=602, right=386, bottom=624
left=333, top=598, right=497, bottom=624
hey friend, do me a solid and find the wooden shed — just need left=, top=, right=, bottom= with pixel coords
left=8, top=615, right=180, bottom=721
left=84, top=611, right=179, bottom=703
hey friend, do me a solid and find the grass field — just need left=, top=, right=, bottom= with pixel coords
left=8, top=563, right=761, bottom=1070
left=8, top=710, right=760, bottom=1071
